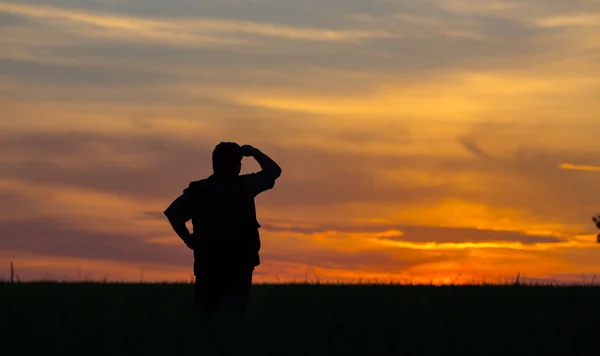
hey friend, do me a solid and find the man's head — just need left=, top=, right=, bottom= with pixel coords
left=212, top=142, right=242, bottom=176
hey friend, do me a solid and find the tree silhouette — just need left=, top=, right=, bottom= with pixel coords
left=593, top=215, right=600, bottom=243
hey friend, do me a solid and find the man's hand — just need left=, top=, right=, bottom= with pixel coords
left=239, top=145, right=258, bottom=157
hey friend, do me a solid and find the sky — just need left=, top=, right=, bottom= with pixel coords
left=1, top=0, right=599, bottom=284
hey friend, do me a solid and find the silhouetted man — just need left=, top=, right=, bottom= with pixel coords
left=164, top=142, right=282, bottom=321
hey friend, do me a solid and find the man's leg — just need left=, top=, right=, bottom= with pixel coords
left=221, top=267, right=254, bottom=321
left=174, top=276, right=222, bottom=356
left=193, top=275, right=223, bottom=322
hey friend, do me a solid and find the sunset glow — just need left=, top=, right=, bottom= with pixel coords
left=1, top=0, right=600, bottom=284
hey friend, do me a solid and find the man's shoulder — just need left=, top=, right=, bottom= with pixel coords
left=184, top=178, right=211, bottom=194
left=238, top=173, right=265, bottom=185
left=238, top=172, right=276, bottom=193
left=238, top=173, right=258, bottom=180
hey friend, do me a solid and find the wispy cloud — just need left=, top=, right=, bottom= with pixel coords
left=373, top=239, right=587, bottom=251
left=535, top=14, right=600, bottom=28
left=457, top=136, right=490, bottom=158
left=431, top=0, right=532, bottom=16
left=0, top=2, right=394, bottom=44
left=559, top=163, right=600, bottom=172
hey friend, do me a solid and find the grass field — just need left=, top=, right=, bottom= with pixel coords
left=2, top=282, right=600, bottom=355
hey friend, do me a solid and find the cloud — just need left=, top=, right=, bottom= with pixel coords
left=457, top=136, right=490, bottom=158
left=559, top=163, right=600, bottom=172
left=0, top=216, right=463, bottom=280
left=2, top=127, right=600, bottom=230
left=0, top=189, right=39, bottom=218
left=1, top=0, right=598, bottom=117
left=261, top=222, right=567, bottom=245
left=393, top=225, right=566, bottom=245
left=263, top=248, right=453, bottom=273
left=429, top=0, right=599, bottom=21
left=2, top=0, right=596, bottom=79
left=0, top=130, right=440, bottom=207
left=0, top=58, right=180, bottom=87
left=0, top=2, right=394, bottom=45
left=456, top=121, right=520, bottom=158
left=534, top=14, right=600, bottom=28
left=136, top=211, right=167, bottom=221
left=0, top=218, right=191, bottom=266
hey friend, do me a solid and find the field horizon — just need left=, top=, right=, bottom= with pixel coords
left=3, top=270, right=600, bottom=287
left=4, top=281, right=600, bottom=355
left=5, top=260, right=600, bottom=286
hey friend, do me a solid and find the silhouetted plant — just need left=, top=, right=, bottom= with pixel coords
left=593, top=215, right=600, bottom=242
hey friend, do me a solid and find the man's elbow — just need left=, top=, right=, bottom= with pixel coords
left=273, top=166, right=282, bottom=179
left=166, top=215, right=187, bottom=229
left=266, top=168, right=282, bottom=183
left=262, top=165, right=282, bottom=180
left=164, top=209, right=182, bottom=225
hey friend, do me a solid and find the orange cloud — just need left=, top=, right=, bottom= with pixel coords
left=559, top=163, right=600, bottom=172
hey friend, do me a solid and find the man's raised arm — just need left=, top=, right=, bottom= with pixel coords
left=240, top=145, right=282, bottom=195
left=246, top=146, right=282, bottom=180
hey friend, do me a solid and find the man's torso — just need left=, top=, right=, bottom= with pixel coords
left=186, top=175, right=262, bottom=274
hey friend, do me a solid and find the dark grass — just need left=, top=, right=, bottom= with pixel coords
left=2, top=282, right=600, bottom=355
